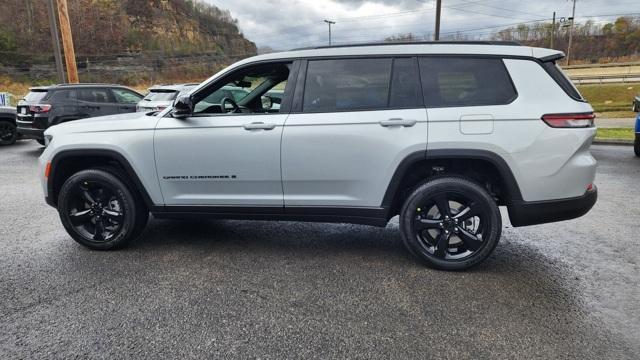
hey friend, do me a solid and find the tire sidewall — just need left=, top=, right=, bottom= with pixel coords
left=400, top=177, right=502, bottom=270
left=58, top=169, right=138, bottom=250
left=0, top=121, right=17, bottom=146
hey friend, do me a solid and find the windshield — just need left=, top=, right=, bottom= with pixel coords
left=143, top=90, right=178, bottom=102
left=23, top=90, right=48, bottom=103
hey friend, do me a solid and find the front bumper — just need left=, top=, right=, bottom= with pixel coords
left=507, top=186, right=598, bottom=227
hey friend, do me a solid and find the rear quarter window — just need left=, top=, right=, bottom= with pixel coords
left=419, top=57, right=517, bottom=107
left=23, top=91, right=49, bottom=103
left=542, top=62, right=584, bottom=101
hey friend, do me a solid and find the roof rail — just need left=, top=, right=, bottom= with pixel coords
left=290, top=40, right=522, bottom=51
left=56, top=83, right=120, bottom=87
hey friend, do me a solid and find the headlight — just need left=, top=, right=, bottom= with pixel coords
left=44, top=134, right=53, bottom=147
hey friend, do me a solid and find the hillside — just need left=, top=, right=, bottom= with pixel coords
left=0, top=0, right=256, bottom=84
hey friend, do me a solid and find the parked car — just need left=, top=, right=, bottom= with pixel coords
left=136, top=84, right=198, bottom=112
left=0, top=106, right=17, bottom=146
left=635, top=112, right=640, bottom=157
left=17, top=84, right=143, bottom=145
left=633, top=95, right=640, bottom=112
left=39, top=41, right=598, bottom=270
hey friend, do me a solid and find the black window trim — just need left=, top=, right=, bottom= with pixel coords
left=540, top=61, right=586, bottom=102
left=417, top=56, right=519, bottom=109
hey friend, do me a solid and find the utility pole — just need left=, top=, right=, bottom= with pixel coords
left=56, top=0, right=79, bottom=83
left=324, top=19, right=335, bottom=46
left=550, top=11, right=556, bottom=49
left=46, top=0, right=65, bottom=84
left=434, top=0, right=442, bottom=40
left=566, top=0, right=576, bottom=66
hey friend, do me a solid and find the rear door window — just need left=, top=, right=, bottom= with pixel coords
left=78, top=88, right=113, bottom=103
left=303, top=58, right=392, bottom=112
left=419, top=57, right=517, bottom=107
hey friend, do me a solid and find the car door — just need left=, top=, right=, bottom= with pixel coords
left=154, top=61, right=296, bottom=207
left=111, top=88, right=144, bottom=113
left=77, top=87, right=120, bottom=118
left=281, top=57, right=428, bottom=209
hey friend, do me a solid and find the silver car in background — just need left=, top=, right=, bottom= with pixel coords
left=136, top=84, right=198, bottom=112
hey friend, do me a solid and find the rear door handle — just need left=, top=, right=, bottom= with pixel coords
left=379, top=118, right=417, bottom=127
left=243, top=122, right=276, bottom=130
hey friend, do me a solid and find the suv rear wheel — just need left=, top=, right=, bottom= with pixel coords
left=399, top=177, right=502, bottom=270
left=57, top=168, right=148, bottom=250
left=0, top=120, right=17, bottom=146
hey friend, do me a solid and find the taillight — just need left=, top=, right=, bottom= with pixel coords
left=156, top=106, right=167, bottom=111
left=29, top=104, right=52, bottom=113
left=44, top=162, right=51, bottom=178
left=542, top=112, right=595, bottom=128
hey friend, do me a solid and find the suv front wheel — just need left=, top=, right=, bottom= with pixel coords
left=399, top=177, right=502, bottom=270
left=58, top=168, right=148, bottom=250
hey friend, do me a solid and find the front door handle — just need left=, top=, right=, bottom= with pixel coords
left=379, top=118, right=417, bottom=127
left=243, top=122, right=276, bottom=130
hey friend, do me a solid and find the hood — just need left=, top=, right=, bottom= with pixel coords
left=44, top=112, right=159, bottom=137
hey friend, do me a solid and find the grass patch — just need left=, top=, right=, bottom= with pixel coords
left=576, top=83, right=639, bottom=114
left=596, top=127, right=635, bottom=140
left=597, top=110, right=638, bottom=118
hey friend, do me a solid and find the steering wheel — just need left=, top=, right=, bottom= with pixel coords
left=220, top=97, right=241, bottom=113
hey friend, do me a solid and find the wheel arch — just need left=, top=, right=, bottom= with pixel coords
left=381, top=149, right=523, bottom=218
left=47, top=149, right=154, bottom=208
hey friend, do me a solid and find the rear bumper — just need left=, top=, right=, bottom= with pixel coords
left=16, top=124, right=44, bottom=139
left=507, top=186, right=597, bottom=227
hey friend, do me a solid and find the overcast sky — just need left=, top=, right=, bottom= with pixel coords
left=205, top=0, right=638, bottom=50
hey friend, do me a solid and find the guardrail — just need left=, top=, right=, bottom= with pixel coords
left=571, top=74, right=640, bottom=85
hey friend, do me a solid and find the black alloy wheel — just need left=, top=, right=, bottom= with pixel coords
left=0, top=121, right=17, bottom=146
left=400, top=177, right=501, bottom=270
left=58, top=168, right=148, bottom=250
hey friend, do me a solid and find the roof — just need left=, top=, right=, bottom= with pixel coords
left=29, top=83, right=136, bottom=91
left=246, top=43, right=562, bottom=64
left=193, top=42, right=564, bottom=95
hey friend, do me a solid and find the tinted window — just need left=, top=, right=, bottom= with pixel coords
left=49, top=90, right=76, bottom=102
left=303, top=58, right=392, bottom=112
left=389, top=58, right=420, bottom=108
left=78, top=88, right=113, bottom=103
left=542, top=62, right=583, bottom=101
left=419, top=57, right=516, bottom=107
left=112, top=88, right=143, bottom=104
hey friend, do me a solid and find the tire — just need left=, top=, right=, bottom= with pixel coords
left=57, top=168, right=149, bottom=250
left=635, top=137, right=640, bottom=157
left=399, top=177, right=502, bottom=271
left=0, top=120, right=17, bottom=146
left=36, top=139, right=45, bottom=146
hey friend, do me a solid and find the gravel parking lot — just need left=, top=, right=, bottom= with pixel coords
left=1, top=141, right=638, bottom=359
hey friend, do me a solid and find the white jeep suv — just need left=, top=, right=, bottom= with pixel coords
left=39, top=42, right=597, bottom=270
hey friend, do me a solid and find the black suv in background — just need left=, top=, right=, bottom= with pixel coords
left=16, top=84, right=144, bottom=145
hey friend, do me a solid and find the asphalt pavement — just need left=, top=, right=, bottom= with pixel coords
left=0, top=141, right=638, bottom=359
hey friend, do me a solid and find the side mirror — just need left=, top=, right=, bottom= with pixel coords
left=173, top=95, right=193, bottom=118
left=261, top=95, right=273, bottom=109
